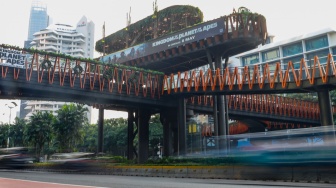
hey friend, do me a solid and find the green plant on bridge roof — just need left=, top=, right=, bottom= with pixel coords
left=0, top=44, right=164, bottom=76
left=73, top=64, right=84, bottom=75
left=95, top=5, right=204, bottom=54
left=41, top=59, right=52, bottom=70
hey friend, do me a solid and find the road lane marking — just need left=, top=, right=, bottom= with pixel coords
left=0, top=177, right=107, bottom=188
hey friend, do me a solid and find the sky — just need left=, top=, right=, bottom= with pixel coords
left=0, top=0, right=336, bottom=123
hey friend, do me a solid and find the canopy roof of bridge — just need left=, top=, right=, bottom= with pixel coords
left=97, top=6, right=267, bottom=74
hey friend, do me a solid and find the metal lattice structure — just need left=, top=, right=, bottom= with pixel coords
left=162, top=54, right=336, bottom=95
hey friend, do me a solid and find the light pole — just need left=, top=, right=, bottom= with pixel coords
left=5, top=102, right=17, bottom=148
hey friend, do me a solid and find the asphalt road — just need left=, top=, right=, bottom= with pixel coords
left=0, top=170, right=335, bottom=188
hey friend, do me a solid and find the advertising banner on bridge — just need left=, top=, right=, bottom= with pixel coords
left=100, top=43, right=146, bottom=64
left=0, top=47, right=26, bottom=69
left=100, top=17, right=225, bottom=65
left=148, top=17, right=225, bottom=53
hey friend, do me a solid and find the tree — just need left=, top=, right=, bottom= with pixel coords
left=148, top=114, right=163, bottom=157
left=103, top=118, right=128, bottom=155
left=54, top=104, right=88, bottom=152
left=0, top=123, right=9, bottom=148
left=9, top=117, right=27, bottom=147
left=25, top=111, right=54, bottom=158
left=329, top=90, right=336, bottom=124
left=285, top=92, right=318, bottom=102
left=78, top=123, right=98, bottom=152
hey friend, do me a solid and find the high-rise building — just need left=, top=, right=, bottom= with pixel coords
left=24, top=1, right=49, bottom=48
left=31, top=16, right=95, bottom=58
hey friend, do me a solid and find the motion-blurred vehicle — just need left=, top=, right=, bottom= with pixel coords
left=49, top=152, right=95, bottom=171
left=0, top=147, right=35, bottom=169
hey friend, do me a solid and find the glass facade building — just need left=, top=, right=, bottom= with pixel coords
left=24, top=1, right=49, bottom=48
left=236, top=28, right=336, bottom=73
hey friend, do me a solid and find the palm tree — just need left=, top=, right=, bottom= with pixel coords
left=54, top=104, right=88, bottom=152
left=0, top=123, right=9, bottom=148
left=25, top=111, right=54, bottom=158
left=9, top=117, right=27, bottom=147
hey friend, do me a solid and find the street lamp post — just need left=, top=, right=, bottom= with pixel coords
left=5, top=102, right=17, bottom=148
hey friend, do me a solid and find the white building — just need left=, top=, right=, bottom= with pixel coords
left=31, top=16, right=95, bottom=58
left=234, top=28, right=336, bottom=71
left=21, top=16, right=95, bottom=123
left=21, top=101, right=92, bottom=123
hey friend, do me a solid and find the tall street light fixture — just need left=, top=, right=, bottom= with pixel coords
left=5, top=101, right=17, bottom=148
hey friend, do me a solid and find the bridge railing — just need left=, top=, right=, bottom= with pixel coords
left=187, top=94, right=322, bottom=120
left=162, top=54, right=336, bottom=94
left=0, top=45, right=164, bottom=99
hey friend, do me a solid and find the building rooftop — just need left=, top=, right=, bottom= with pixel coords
left=236, top=27, right=336, bottom=58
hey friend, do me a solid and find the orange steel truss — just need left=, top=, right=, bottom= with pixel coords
left=1, top=52, right=162, bottom=99
left=187, top=94, right=329, bottom=120
left=162, top=54, right=336, bottom=94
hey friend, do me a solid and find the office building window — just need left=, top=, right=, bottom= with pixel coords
left=332, top=47, right=336, bottom=60
left=262, top=49, right=279, bottom=62
left=284, top=55, right=304, bottom=70
left=282, top=42, right=303, bottom=57
left=306, top=49, right=329, bottom=65
left=267, top=61, right=279, bottom=72
left=305, top=35, right=328, bottom=51
left=242, top=54, right=259, bottom=66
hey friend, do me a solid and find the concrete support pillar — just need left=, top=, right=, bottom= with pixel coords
left=212, top=96, right=219, bottom=151
left=162, top=119, right=171, bottom=157
left=177, top=98, right=187, bottom=156
left=318, top=90, right=334, bottom=126
left=127, top=110, right=134, bottom=160
left=214, top=55, right=228, bottom=152
left=137, top=109, right=151, bottom=163
left=317, top=90, right=335, bottom=144
left=160, top=110, right=174, bottom=157
left=97, top=107, right=104, bottom=153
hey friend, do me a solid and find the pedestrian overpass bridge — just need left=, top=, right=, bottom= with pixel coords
left=0, top=45, right=335, bottom=128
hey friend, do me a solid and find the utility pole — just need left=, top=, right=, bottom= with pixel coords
left=6, top=102, right=17, bottom=148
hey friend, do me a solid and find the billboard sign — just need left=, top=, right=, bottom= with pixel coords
left=149, top=17, right=225, bottom=53
left=101, top=17, right=225, bottom=64
left=0, top=47, right=26, bottom=69
left=100, top=43, right=146, bottom=64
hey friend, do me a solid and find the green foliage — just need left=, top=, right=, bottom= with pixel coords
left=54, top=104, right=88, bottom=153
left=25, top=111, right=55, bottom=158
left=95, top=5, right=203, bottom=54
left=0, top=44, right=164, bottom=76
left=78, top=124, right=98, bottom=152
left=145, top=156, right=238, bottom=166
left=103, top=118, right=128, bottom=155
left=330, top=90, right=336, bottom=105
left=284, top=92, right=318, bottom=102
left=0, top=124, right=9, bottom=148
left=149, top=114, right=163, bottom=155
left=9, top=117, right=27, bottom=147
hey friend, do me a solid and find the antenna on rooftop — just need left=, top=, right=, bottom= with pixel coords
left=102, top=21, right=106, bottom=57
left=126, top=7, right=131, bottom=27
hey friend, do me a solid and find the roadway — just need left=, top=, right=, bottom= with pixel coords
left=0, top=170, right=334, bottom=188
